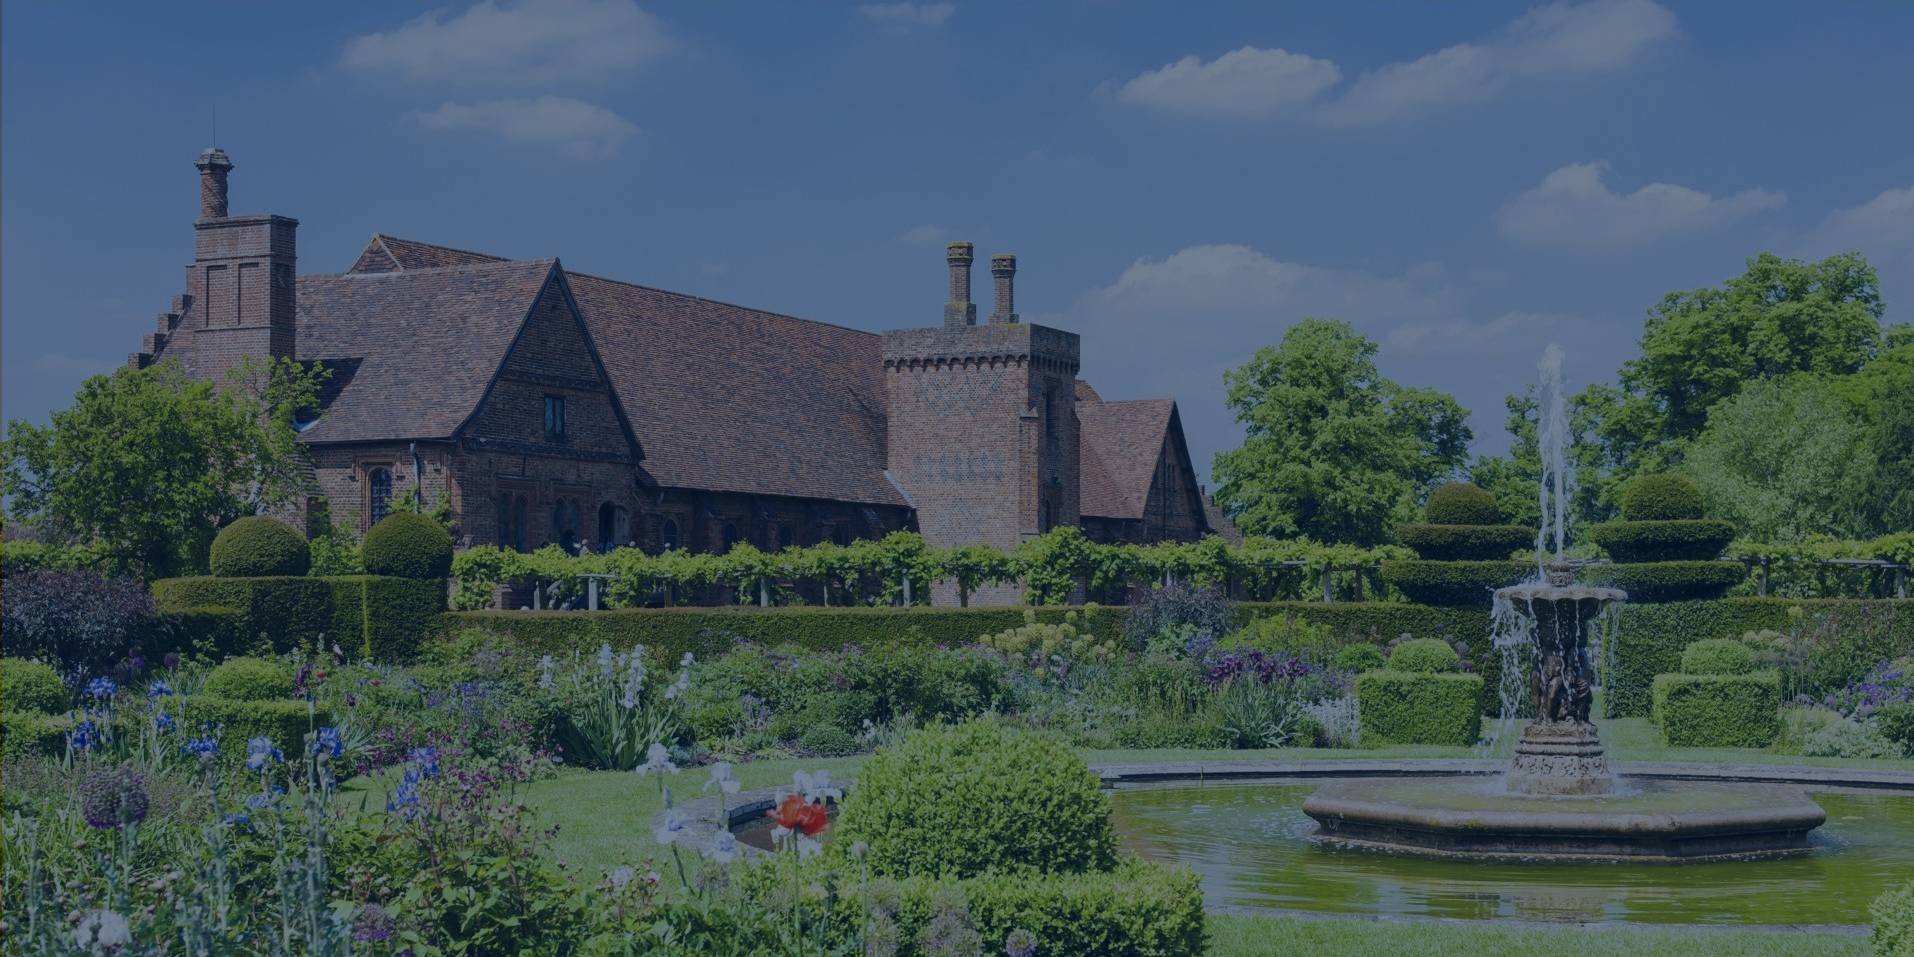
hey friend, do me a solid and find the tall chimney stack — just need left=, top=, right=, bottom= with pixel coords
left=944, top=241, right=976, bottom=328
left=989, top=253, right=1018, bottom=324
left=196, top=148, right=233, bottom=219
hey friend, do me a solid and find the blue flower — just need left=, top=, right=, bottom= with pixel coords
left=147, top=680, right=174, bottom=699
left=83, top=677, right=118, bottom=701
left=312, top=726, right=344, bottom=759
left=222, top=812, right=250, bottom=826
left=68, top=719, right=99, bottom=752
left=245, top=787, right=286, bottom=811
left=386, top=775, right=422, bottom=818
left=408, top=746, right=440, bottom=779
left=154, top=713, right=176, bottom=733
left=183, top=735, right=219, bottom=760
left=245, top=736, right=283, bottom=771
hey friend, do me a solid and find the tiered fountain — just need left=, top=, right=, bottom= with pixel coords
left=1303, top=347, right=1825, bottom=862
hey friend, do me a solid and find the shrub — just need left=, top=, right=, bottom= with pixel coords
left=202, top=656, right=295, bottom=701
left=1387, top=638, right=1460, bottom=673
left=1332, top=643, right=1386, bottom=673
left=1801, top=717, right=1903, bottom=759
left=1423, top=482, right=1501, bottom=525
left=208, top=516, right=310, bottom=577
left=152, top=575, right=443, bottom=663
left=1113, top=712, right=1230, bottom=750
left=1680, top=638, right=1758, bottom=675
left=1120, top=583, right=1234, bottom=658
left=1354, top=671, right=1482, bottom=746
left=1, top=570, right=159, bottom=683
left=0, top=709, right=73, bottom=763
left=1621, top=473, right=1706, bottom=521
left=1587, top=520, right=1736, bottom=562
left=1377, top=560, right=1532, bottom=607
left=1580, top=560, right=1745, bottom=602
left=1875, top=880, right=1914, bottom=957
left=1223, top=614, right=1336, bottom=660
left=832, top=720, right=1115, bottom=878
left=1877, top=701, right=1914, bottom=758
left=176, top=697, right=321, bottom=758
left=1651, top=672, right=1781, bottom=747
left=1396, top=523, right=1533, bottom=561
left=361, top=513, right=454, bottom=580
left=1, top=658, right=67, bottom=714
left=797, top=722, right=860, bottom=756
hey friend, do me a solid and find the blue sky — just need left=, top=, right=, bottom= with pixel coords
left=5, top=1, right=1911, bottom=484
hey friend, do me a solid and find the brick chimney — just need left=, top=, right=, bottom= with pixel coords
left=943, top=241, right=976, bottom=328
left=196, top=148, right=233, bottom=219
left=989, top=253, right=1018, bottom=324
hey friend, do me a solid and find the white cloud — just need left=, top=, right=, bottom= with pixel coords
left=1803, top=183, right=1914, bottom=261
left=1114, top=47, right=1342, bottom=118
left=897, top=225, right=950, bottom=245
left=1499, top=161, right=1784, bottom=245
left=342, top=0, right=670, bottom=85
left=418, top=97, right=638, bottom=159
left=858, top=3, right=954, bottom=28
left=1322, top=43, right=1499, bottom=126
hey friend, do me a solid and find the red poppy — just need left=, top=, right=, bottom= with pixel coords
left=766, top=794, right=829, bottom=837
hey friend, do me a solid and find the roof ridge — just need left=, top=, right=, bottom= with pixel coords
left=567, top=270, right=880, bottom=341
left=303, top=257, right=556, bottom=281
left=373, top=233, right=511, bottom=264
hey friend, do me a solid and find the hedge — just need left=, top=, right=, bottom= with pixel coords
left=152, top=575, right=443, bottom=662
left=1680, top=638, right=1756, bottom=675
left=1580, top=560, right=1745, bottom=602
left=178, top=697, right=326, bottom=757
left=1377, top=560, right=1532, bottom=607
left=2, top=658, right=68, bottom=714
left=1396, top=524, right=1533, bottom=561
left=1621, top=474, right=1706, bottom=521
left=362, top=513, right=454, bottom=580
left=1386, top=638, right=1460, bottom=673
left=1651, top=672, right=1781, bottom=748
left=1587, top=520, right=1736, bottom=562
left=1354, top=670, right=1482, bottom=746
left=209, top=516, right=310, bottom=577
left=1424, top=482, right=1502, bottom=525
left=1609, top=598, right=1914, bottom=717
left=1, top=710, right=72, bottom=763
left=1876, top=879, right=1914, bottom=957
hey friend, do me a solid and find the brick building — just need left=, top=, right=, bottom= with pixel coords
left=130, top=150, right=1230, bottom=602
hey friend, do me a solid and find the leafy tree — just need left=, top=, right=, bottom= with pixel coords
left=1213, top=319, right=1471, bottom=546
left=2, top=358, right=323, bottom=579
left=1680, top=375, right=1875, bottom=542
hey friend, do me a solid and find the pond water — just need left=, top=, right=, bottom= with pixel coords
left=1109, top=780, right=1914, bottom=926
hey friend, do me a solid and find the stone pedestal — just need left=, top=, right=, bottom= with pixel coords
left=1507, top=721, right=1612, bottom=796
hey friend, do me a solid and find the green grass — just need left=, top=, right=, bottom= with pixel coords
left=1207, top=913, right=1867, bottom=957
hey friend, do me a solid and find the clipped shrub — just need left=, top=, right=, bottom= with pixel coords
left=1332, top=643, right=1387, bottom=673
left=1874, top=879, right=1914, bottom=957
left=1355, top=671, right=1482, bottom=746
left=1424, top=482, right=1501, bottom=526
left=1620, top=473, right=1706, bottom=521
left=1387, top=638, right=1461, bottom=673
left=1587, top=519, right=1736, bottom=563
left=2, top=570, right=160, bottom=683
left=796, top=722, right=859, bottom=757
left=832, top=720, right=1115, bottom=878
left=2, top=658, right=68, bottom=714
left=361, top=512, right=454, bottom=580
left=208, top=516, right=310, bottom=577
left=1651, top=672, right=1781, bottom=747
left=0, top=710, right=73, bottom=762
left=1580, top=561, right=1745, bottom=602
left=178, top=697, right=321, bottom=757
left=1378, top=560, right=1531, bottom=607
left=1680, top=638, right=1757, bottom=675
left=1396, top=523, right=1533, bottom=561
left=202, top=656, right=295, bottom=702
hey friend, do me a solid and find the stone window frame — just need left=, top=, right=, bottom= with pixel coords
left=543, top=394, right=567, bottom=442
left=496, top=481, right=534, bottom=552
left=363, top=463, right=396, bottom=531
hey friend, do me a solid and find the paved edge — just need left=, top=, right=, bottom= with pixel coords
left=1205, top=904, right=1872, bottom=937
left=1090, top=758, right=1914, bottom=791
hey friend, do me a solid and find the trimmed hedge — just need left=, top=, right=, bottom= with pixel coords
left=1609, top=598, right=1914, bottom=717
left=0, top=710, right=72, bottom=763
left=209, top=516, right=310, bottom=577
left=202, top=657, right=294, bottom=701
left=1680, top=638, right=1756, bottom=675
left=153, top=575, right=443, bottom=662
left=1377, top=560, right=1532, bottom=607
left=1587, top=520, right=1736, bottom=562
left=165, top=606, right=249, bottom=660
left=1396, top=523, right=1533, bottom=561
left=1580, top=560, right=1745, bottom=602
left=2, top=658, right=67, bottom=714
left=1650, top=672, right=1780, bottom=747
left=1387, top=638, right=1460, bottom=673
left=1332, top=643, right=1386, bottom=672
left=1621, top=474, right=1706, bottom=521
left=328, top=575, right=445, bottom=662
left=1424, top=482, right=1501, bottom=525
left=1355, top=670, right=1482, bottom=746
left=362, top=513, right=454, bottom=580
left=178, top=696, right=324, bottom=756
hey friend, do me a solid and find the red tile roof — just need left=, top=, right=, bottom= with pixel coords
left=1076, top=394, right=1175, bottom=520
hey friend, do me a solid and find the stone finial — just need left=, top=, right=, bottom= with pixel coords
left=988, top=253, right=1017, bottom=324
left=195, top=148, right=233, bottom=219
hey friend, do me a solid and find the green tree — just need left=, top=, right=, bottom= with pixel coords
left=2, top=358, right=323, bottom=579
left=1213, top=319, right=1471, bottom=546
left=1680, top=375, right=1875, bottom=542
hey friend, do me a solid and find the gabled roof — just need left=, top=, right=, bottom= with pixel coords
left=295, top=258, right=559, bottom=443
left=349, top=234, right=508, bottom=274
left=1076, top=393, right=1176, bottom=520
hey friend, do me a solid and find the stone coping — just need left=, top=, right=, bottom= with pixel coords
left=1089, top=758, right=1914, bottom=792
left=1206, top=903, right=1871, bottom=937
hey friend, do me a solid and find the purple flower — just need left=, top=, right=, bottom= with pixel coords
left=352, top=904, right=396, bottom=943
left=1005, top=928, right=1038, bottom=957
left=79, top=767, right=149, bottom=828
left=312, top=726, right=344, bottom=759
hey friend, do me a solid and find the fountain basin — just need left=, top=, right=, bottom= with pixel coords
left=1303, top=777, right=1826, bottom=863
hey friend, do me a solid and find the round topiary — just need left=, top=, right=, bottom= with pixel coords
left=1332, top=643, right=1387, bottom=673
left=1587, top=519, right=1736, bottom=563
left=361, top=513, right=453, bottom=579
left=202, top=656, right=295, bottom=702
left=1387, top=638, right=1461, bottom=673
left=1424, top=482, right=1502, bottom=526
left=1397, top=523, right=1534, bottom=561
left=208, top=517, right=309, bottom=577
left=1, top=658, right=68, bottom=714
left=1620, top=474, right=1706, bottom=521
left=1680, top=638, right=1758, bottom=676
left=832, top=720, right=1115, bottom=878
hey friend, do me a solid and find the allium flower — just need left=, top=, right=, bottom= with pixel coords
left=352, top=903, right=395, bottom=943
left=312, top=726, right=344, bottom=759
left=79, top=767, right=149, bottom=829
left=704, top=762, right=740, bottom=795
left=84, top=677, right=118, bottom=701
left=74, top=909, right=130, bottom=949
left=147, top=679, right=173, bottom=699
left=766, top=793, right=828, bottom=838
left=245, top=737, right=283, bottom=771
left=652, top=809, right=689, bottom=846
left=706, top=830, right=740, bottom=864
left=1004, top=928, right=1037, bottom=957
left=162, top=653, right=180, bottom=671
left=637, top=742, right=677, bottom=776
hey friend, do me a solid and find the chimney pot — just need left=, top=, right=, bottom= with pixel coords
left=196, top=148, right=233, bottom=219
left=989, top=253, right=1017, bottom=324
left=943, top=241, right=977, bottom=328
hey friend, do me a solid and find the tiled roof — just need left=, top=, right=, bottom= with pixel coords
left=349, top=235, right=508, bottom=274
left=294, top=259, right=558, bottom=443
left=1076, top=393, right=1175, bottom=520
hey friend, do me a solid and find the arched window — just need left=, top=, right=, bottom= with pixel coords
left=661, top=519, right=681, bottom=552
left=368, top=467, right=393, bottom=526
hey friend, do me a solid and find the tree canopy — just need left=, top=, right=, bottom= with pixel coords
left=1213, top=318, right=1470, bottom=546
left=1679, top=375, right=1876, bottom=542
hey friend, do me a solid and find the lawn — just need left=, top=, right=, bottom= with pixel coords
left=1207, top=913, right=1868, bottom=957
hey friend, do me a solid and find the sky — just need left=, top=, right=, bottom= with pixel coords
left=5, top=1, right=1912, bottom=486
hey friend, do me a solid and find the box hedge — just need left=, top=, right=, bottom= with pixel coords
left=0, top=709, right=73, bottom=763
left=1377, top=560, right=1532, bottom=607
left=1396, top=523, right=1533, bottom=561
left=1386, top=638, right=1461, bottom=673
left=1586, top=520, right=1736, bottom=562
left=1680, top=638, right=1757, bottom=675
left=1650, top=671, right=1781, bottom=748
left=1580, top=560, right=1745, bottom=602
left=361, top=513, right=454, bottom=580
left=152, top=575, right=443, bottom=662
left=1620, top=474, right=1706, bottom=521
left=209, top=516, right=310, bottom=577
left=1874, top=879, right=1914, bottom=957
left=1424, top=482, right=1502, bottom=525
left=2, top=658, right=68, bottom=714
left=178, top=696, right=325, bottom=757
left=1355, top=670, right=1482, bottom=746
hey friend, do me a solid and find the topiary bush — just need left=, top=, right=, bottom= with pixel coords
left=1396, top=523, right=1533, bottom=561
left=1581, top=561, right=1745, bottom=602
left=1874, top=879, right=1914, bottom=957
left=832, top=720, right=1116, bottom=878
left=361, top=513, right=454, bottom=580
left=1387, top=638, right=1461, bottom=673
left=1424, top=482, right=1501, bottom=526
left=201, top=656, right=295, bottom=702
left=1587, top=519, right=1735, bottom=563
left=1, top=658, right=68, bottom=714
left=208, top=516, right=310, bottom=577
left=1332, top=642, right=1387, bottom=673
left=1651, top=672, right=1781, bottom=747
left=1680, top=638, right=1757, bottom=675
left=1378, top=560, right=1531, bottom=607
left=1355, top=671, right=1482, bottom=746
left=1621, top=474, right=1706, bottom=521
